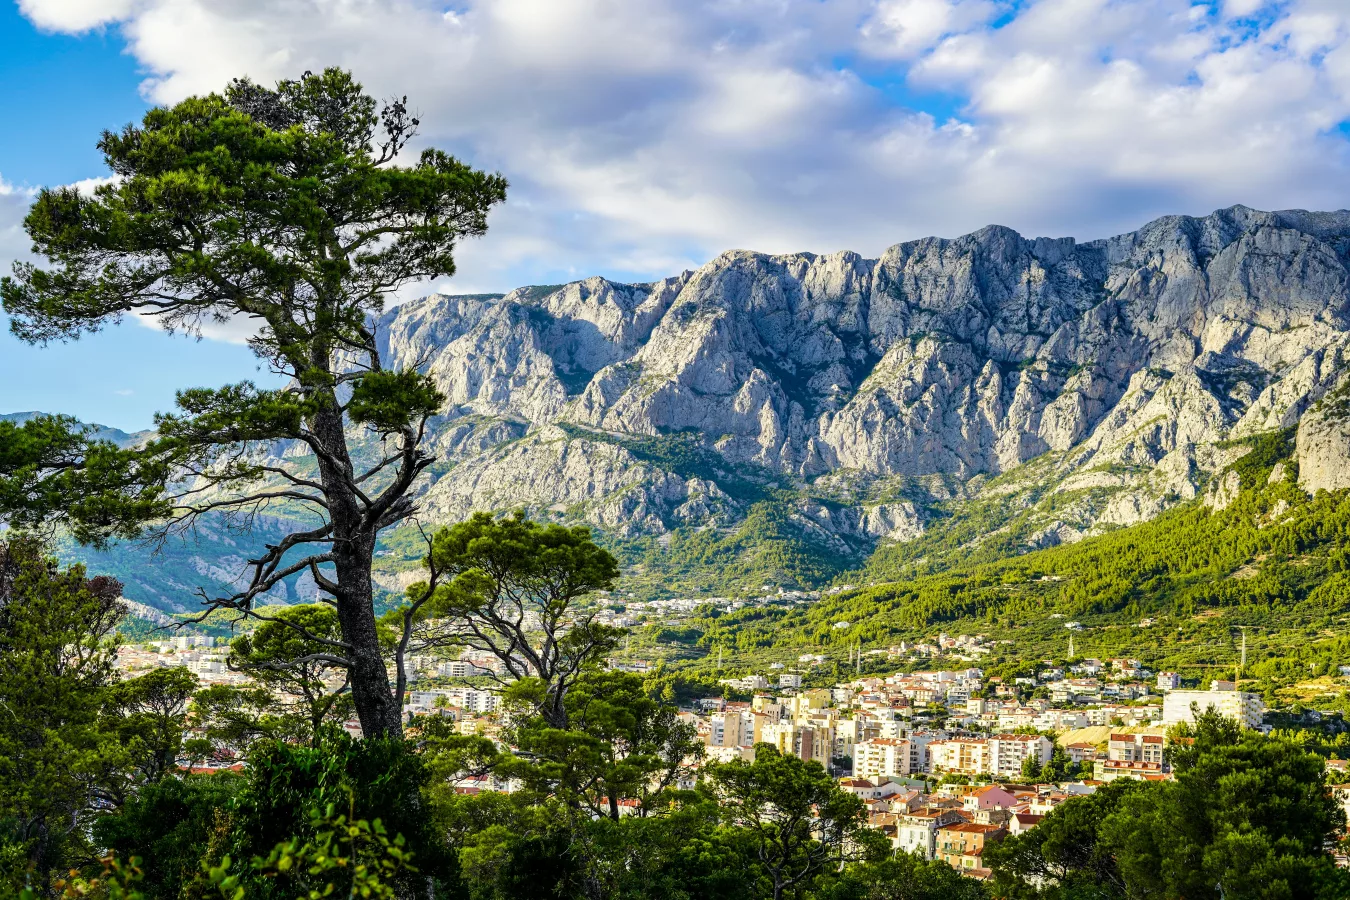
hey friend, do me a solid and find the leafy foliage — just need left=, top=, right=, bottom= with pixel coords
left=395, top=511, right=621, bottom=728
left=987, top=711, right=1349, bottom=900
left=0, top=538, right=128, bottom=893
left=0, top=66, right=508, bottom=738
left=228, top=604, right=351, bottom=746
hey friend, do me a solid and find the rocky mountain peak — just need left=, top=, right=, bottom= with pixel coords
left=372, top=205, right=1350, bottom=559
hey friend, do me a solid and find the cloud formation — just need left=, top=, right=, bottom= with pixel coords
left=0, top=178, right=37, bottom=272
left=12, top=0, right=1350, bottom=298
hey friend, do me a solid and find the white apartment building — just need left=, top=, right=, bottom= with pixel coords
left=1162, top=690, right=1264, bottom=729
left=438, top=660, right=491, bottom=678
left=987, top=734, right=1054, bottom=777
left=445, top=687, right=499, bottom=714
left=853, top=738, right=913, bottom=780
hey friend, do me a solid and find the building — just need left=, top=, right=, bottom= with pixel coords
left=928, top=738, right=992, bottom=776
left=438, top=660, right=492, bottom=678
left=1107, top=732, right=1165, bottom=764
left=853, top=738, right=913, bottom=780
left=1156, top=671, right=1181, bottom=691
left=839, top=778, right=884, bottom=800
left=1162, top=689, right=1264, bottom=729
left=1095, top=759, right=1166, bottom=782
left=962, top=784, right=1017, bottom=812
left=1063, top=742, right=1099, bottom=764
left=761, top=721, right=829, bottom=764
left=1332, top=784, right=1350, bottom=825
left=896, top=808, right=964, bottom=859
left=707, top=712, right=744, bottom=749
left=936, top=822, right=1006, bottom=872
left=987, top=734, right=1054, bottom=777
left=778, top=673, right=803, bottom=689
left=1008, top=812, right=1044, bottom=836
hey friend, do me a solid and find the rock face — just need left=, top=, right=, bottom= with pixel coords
left=372, top=205, right=1350, bottom=547
left=1297, top=381, right=1350, bottom=495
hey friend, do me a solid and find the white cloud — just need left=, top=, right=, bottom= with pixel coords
left=0, top=177, right=39, bottom=274
left=860, top=0, right=1006, bottom=60
left=12, top=0, right=1350, bottom=303
left=17, top=0, right=137, bottom=33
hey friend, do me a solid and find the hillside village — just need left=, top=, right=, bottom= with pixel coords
left=118, top=627, right=1303, bottom=881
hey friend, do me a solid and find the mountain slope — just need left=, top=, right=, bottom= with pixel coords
left=0, top=412, right=152, bottom=448
left=666, top=430, right=1350, bottom=708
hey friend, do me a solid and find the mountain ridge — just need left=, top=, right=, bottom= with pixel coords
left=370, top=204, right=1350, bottom=546
left=28, top=204, right=1350, bottom=611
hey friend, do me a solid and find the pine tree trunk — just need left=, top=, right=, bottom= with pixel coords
left=334, top=534, right=401, bottom=738
left=310, top=396, right=402, bottom=739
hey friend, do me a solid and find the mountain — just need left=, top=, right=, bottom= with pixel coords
left=0, top=412, right=152, bottom=448
left=368, top=206, right=1350, bottom=574
left=31, top=205, right=1350, bottom=611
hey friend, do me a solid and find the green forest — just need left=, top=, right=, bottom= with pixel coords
left=3, top=528, right=1348, bottom=900
left=651, top=429, right=1350, bottom=713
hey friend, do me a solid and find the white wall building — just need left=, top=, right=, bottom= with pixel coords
left=1162, top=690, right=1263, bottom=729
left=853, top=738, right=913, bottom=779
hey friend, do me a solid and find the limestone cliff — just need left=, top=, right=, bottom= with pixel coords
left=367, top=205, right=1349, bottom=553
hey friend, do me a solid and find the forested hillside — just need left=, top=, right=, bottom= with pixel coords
left=660, top=428, right=1350, bottom=709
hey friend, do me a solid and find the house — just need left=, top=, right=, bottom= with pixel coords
left=963, top=784, right=1017, bottom=812
left=896, top=808, right=965, bottom=859
left=868, top=812, right=900, bottom=846
left=838, top=778, right=881, bottom=800
left=1332, top=784, right=1350, bottom=823
left=1063, top=742, right=1099, bottom=764
left=936, top=822, right=1007, bottom=872
left=1008, top=812, right=1044, bottom=836
left=884, top=788, right=926, bottom=813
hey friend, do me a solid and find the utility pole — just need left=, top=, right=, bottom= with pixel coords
left=1236, top=627, right=1249, bottom=684
left=856, top=641, right=861, bottom=674
left=1068, top=633, right=1075, bottom=661
left=717, top=646, right=723, bottom=670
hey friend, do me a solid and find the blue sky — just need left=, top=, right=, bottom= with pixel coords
left=0, top=4, right=277, bottom=429
left=3, top=0, right=1350, bottom=431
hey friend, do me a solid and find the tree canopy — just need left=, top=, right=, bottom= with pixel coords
left=1, top=67, right=508, bottom=738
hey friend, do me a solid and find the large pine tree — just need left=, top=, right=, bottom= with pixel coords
left=1, top=68, right=507, bottom=737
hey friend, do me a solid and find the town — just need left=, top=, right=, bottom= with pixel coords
left=117, top=629, right=1292, bottom=882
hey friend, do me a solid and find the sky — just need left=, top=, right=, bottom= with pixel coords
left=3, top=0, right=1350, bottom=431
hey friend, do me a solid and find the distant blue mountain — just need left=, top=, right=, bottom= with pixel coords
left=1, top=411, right=152, bottom=448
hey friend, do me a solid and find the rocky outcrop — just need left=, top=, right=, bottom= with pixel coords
left=418, top=426, right=737, bottom=536
left=369, top=205, right=1350, bottom=544
left=1297, top=383, right=1350, bottom=495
